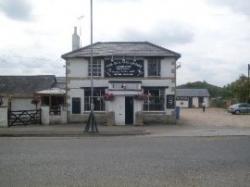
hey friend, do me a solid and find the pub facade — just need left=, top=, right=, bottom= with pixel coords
left=62, top=41, right=181, bottom=125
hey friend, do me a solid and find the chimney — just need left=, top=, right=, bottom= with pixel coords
left=72, top=26, right=80, bottom=50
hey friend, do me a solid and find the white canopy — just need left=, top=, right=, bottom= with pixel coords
left=36, top=88, right=65, bottom=95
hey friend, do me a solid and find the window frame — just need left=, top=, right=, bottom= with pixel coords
left=88, top=58, right=102, bottom=77
left=143, top=87, right=165, bottom=111
left=84, top=87, right=105, bottom=111
left=147, top=58, right=161, bottom=77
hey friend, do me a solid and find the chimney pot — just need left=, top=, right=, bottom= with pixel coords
left=72, top=26, right=80, bottom=51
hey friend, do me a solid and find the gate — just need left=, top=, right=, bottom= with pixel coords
left=8, top=109, right=41, bottom=126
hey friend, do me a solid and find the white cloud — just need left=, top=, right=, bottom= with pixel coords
left=0, top=0, right=250, bottom=86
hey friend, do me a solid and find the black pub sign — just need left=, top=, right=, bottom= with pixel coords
left=105, top=58, right=144, bottom=77
left=166, top=95, right=175, bottom=109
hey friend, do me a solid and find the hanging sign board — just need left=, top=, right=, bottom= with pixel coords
left=105, top=59, right=144, bottom=77
left=166, top=95, right=175, bottom=109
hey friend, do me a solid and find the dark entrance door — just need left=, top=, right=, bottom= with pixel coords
left=198, top=97, right=204, bottom=107
left=188, top=97, right=193, bottom=108
left=125, top=96, right=134, bottom=125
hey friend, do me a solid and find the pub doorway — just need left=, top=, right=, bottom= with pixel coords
left=125, top=96, right=134, bottom=125
left=188, top=97, right=193, bottom=108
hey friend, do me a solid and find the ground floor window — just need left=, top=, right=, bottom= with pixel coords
left=143, top=87, right=165, bottom=111
left=41, top=95, right=65, bottom=115
left=72, top=97, right=81, bottom=114
left=84, top=88, right=105, bottom=111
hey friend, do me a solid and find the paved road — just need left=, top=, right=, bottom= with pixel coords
left=0, top=136, right=250, bottom=187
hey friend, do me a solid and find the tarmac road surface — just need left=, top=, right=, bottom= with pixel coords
left=0, top=136, right=250, bottom=187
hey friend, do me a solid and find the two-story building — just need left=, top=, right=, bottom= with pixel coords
left=62, top=38, right=181, bottom=125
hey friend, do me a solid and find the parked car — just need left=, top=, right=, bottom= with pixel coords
left=228, top=103, right=250, bottom=114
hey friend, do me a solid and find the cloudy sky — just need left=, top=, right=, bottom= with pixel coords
left=0, top=0, right=250, bottom=86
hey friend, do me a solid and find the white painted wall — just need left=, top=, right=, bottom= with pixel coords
left=1, top=97, right=42, bottom=111
left=192, top=97, right=199, bottom=108
left=134, top=99, right=143, bottom=122
left=50, top=107, right=67, bottom=124
left=177, top=97, right=209, bottom=108
left=2, top=97, right=8, bottom=107
left=203, top=97, right=209, bottom=107
left=176, top=100, right=189, bottom=108
left=0, top=107, right=8, bottom=127
left=11, top=98, right=36, bottom=111
left=66, top=56, right=177, bottom=125
left=68, top=58, right=88, bottom=78
left=41, top=106, right=50, bottom=125
left=67, top=88, right=84, bottom=114
left=69, top=79, right=174, bottom=89
left=161, top=57, right=176, bottom=77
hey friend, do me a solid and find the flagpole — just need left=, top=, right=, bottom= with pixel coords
left=248, top=64, right=250, bottom=103
left=90, top=0, right=93, bottom=116
left=85, top=0, right=98, bottom=133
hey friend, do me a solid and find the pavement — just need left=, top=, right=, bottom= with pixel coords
left=145, top=124, right=250, bottom=137
left=1, top=123, right=250, bottom=137
left=0, top=124, right=149, bottom=137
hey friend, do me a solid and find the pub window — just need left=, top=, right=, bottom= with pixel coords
left=148, top=58, right=161, bottom=76
left=84, top=88, right=105, bottom=111
left=88, top=58, right=101, bottom=77
left=143, top=87, right=165, bottom=111
left=72, top=97, right=81, bottom=114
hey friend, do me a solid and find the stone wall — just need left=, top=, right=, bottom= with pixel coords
left=136, top=111, right=176, bottom=125
left=69, top=111, right=176, bottom=125
left=69, top=112, right=115, bottom=125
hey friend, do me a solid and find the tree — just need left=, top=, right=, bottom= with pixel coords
left=229, top=75, right=249, bottom=102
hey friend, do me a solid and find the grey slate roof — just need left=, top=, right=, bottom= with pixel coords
left=62, top=41, right=181, bottom=59
left=0, top=75, right=56, bottom=97
left=55, top=77, right=66, bottom=89
left=176, top=89, right=210, bottom=97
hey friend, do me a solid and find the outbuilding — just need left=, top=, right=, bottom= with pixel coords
left=176, top=88, right=210, bottom=108
left=0, top=75, right=65, bottom=112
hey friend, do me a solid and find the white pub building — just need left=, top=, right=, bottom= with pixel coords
left=62, top=29, right=181, bottom=125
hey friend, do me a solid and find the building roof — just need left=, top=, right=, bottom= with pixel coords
left=0, top=75, right=56, bottom=97
left=55, top=77, right=66, bottom=89
left=176, top=89, right=210, bottom=97
left=62, top=41, right=181, bottom=59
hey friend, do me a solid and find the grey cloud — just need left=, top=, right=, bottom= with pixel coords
left=0, top=53, right=64, bottom=76
left=97, top=0, right=141, bottom=2
left=0, top=0, right=32, bottom=21
left=208, top=0, right=250, bottom=15
left=181, top=56, right=246, bottom=86
left=121, top=23, right=194, bottom=46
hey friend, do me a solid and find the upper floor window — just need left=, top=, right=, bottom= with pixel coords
left=88, top=58, right=101, bottom=77
left=148, top=58, right=161, bottom=77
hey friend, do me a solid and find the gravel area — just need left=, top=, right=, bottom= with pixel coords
left=179, top=108, right=250, bottom=128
